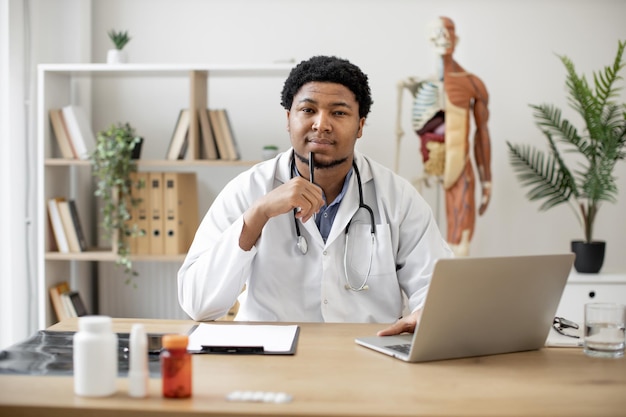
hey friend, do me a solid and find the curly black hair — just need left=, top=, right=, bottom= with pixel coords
left=280, top=56, right=373, bottom=119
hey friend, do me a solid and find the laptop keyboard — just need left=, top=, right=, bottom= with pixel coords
left=387, top=343, right=411, bottom=354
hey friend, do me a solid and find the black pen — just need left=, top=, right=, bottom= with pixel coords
left=309, top=151, right=315, bottom=184
left=309, top=152, right=316, bottom=221
left=201, top=345, right=264, bottom=354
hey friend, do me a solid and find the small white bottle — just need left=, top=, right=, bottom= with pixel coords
left=73, top=315, right=118, bottom=397
left=128, top=323, right=149, bottom=397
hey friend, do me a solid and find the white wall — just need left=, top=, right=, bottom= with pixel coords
left=89, top=0, right=626, bottom=270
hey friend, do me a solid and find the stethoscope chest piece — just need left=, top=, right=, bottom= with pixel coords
left=296, top=235, right=308, bottom=255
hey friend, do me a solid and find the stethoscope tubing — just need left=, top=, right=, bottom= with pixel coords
left=290, top=152, right=376, bottom=291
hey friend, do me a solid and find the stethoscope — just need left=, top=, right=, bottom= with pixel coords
left=290, top=151, right=376, bottom=291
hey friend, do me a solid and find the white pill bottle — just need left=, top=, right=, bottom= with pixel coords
left=73, top=315, right=118, bottom=396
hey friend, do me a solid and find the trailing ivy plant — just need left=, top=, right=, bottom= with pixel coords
left=507, top=40, right=626, bottom=243
left=90, top=123, right=143, bottom=283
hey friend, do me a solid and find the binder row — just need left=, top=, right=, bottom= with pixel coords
left=128, top=171, right=199, bottom=256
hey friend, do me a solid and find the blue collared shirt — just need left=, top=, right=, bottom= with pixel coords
left=293, top=165, right=353, bottom=243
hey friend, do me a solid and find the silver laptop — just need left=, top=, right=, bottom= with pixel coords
left=355, top=254, right=575, bottom=362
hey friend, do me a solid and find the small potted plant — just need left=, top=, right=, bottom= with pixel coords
left=90, top=123, right=143, bottom=282
left=107, top=29, right=131, bottom=64
left=507, top=40, right=626, bottom=273
left=262, top=144, right=280, bottom=160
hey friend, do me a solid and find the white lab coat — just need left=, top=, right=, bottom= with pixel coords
left=178, top=149, right=452, bottom=323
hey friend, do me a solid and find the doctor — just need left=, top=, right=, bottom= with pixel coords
left=178, top=56, right=452, bottom=336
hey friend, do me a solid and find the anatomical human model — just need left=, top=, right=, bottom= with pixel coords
left=395, top=16, right=492, bottom=256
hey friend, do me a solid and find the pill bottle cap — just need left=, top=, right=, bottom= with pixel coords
left=78, top=316, right=112, bottom=333
left=162, top=334, right=189, bottom=350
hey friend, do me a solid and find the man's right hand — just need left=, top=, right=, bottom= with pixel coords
left=239, top=177, right=323, bottom=250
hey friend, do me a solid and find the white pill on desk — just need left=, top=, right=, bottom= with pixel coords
left=262, top=392, right=276, bottom=402
left=240, top=391, right=255, bottom=401
left=273, top=392, right=292, bottom=403
left=226, top=390, right=292, bottom=403
left=226, top=391, right=244, bottom=401
left=252, top=391, right=265, bottom=401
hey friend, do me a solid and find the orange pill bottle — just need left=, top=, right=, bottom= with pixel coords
left=160, top=334, right=192, bottom=398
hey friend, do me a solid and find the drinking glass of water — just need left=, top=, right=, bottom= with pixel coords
left=583, top=303, right=625, bottom=358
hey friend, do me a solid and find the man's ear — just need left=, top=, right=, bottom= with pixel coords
left=286, top=110, right=291, bottom=131
left=356, top=117, right=366, bottom=138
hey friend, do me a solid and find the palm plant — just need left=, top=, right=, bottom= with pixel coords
left=507, top=40, right=626, bottom=244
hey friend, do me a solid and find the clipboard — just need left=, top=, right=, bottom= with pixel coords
left=187, top=324, right=300, bottom=355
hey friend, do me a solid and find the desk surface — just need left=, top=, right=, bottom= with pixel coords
left=0, top=318, right=625, bottom=417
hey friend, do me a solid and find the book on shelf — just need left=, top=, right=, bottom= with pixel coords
left=49, top=108, right=77, bottom=159
left=67, top=199, right=88, bottom=251
left=166, top=109, right=190, bottom=160
left=198, top=108, right=218, bottom=160
left=61, top=105, right=96, bottom=160
left=49, top=281, right=72, bottom=322
left=47, top=197, right=70, bottom=253
left=62, top=290, right=88, bottom=317
left=218, top=109, right=240, bottom=160
left=57, top=200, right=83, bottom=252
left=209, top=109, right=233, bottom=161
left=148, top=172, right=165, bottom=254
left=163, top=172, right=199, bottom=255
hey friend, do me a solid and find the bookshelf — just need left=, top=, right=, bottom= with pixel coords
left=37, top=63, right=293, bottom=328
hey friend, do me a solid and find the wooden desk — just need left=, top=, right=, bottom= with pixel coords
left=0, top=318, right=625, bottom=417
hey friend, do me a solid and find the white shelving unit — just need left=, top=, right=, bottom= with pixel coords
left=37, top=63, right=293, bottom=328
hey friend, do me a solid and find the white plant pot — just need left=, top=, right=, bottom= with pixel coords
left=107, top=49, right=127, bottom=64
left=262, top=147, right=279, bottom=160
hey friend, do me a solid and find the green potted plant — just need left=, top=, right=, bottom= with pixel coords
left=107, top=29, right=131, bottom=64
left=90, top=123, right=143, bottom=282
left=507, top=40, right=626, bottom=273
left=262, top=144, right=280, bottom=160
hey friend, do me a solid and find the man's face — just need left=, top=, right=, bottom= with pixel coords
left=428, top=18, right=456, bottom=56
left=286, top=81, right=365, bottom=169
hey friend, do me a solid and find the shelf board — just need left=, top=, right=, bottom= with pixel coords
left=45, top=249, right=186, bottom=262
left=38, top=62, right=294, bottom=77
left=45, top=158, right=260, bottom=167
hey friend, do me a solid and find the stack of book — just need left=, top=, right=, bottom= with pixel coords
left=47, top=198, right=88, bottom=253
left=49, top=281, right=88, bottom=322
left=166, top=108, right=240, bottom=161
left=49, top=105, right=97, bottom=160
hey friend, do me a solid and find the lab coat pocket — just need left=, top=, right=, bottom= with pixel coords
left=344, top=223, right=395, bottom=278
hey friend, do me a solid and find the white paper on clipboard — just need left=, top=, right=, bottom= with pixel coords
left=187, top=323, right=300, bottom=354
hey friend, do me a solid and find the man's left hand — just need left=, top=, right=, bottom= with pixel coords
left=376, top=310, right=421, bottom=336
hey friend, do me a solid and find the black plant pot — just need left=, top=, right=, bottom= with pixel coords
left=131, top=137, right=143, bottom=160
left=571, top=240, right=606, bottom=273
